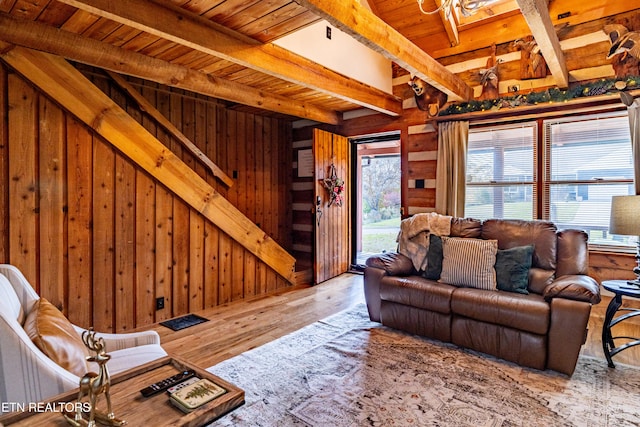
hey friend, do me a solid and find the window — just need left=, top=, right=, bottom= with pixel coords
left=544, top=112, right=634, bottom=248
left=466, top=123, right=537, bottom=221
left=465, top=111, right=635, bottom=249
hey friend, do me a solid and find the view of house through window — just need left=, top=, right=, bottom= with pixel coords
left=354, top=138, right=401, bottom=265
left=465, top=111, right=635, bottom=249
left=545, top=113, right=635, bottom=247
left=466, top=123, right=536, bottom=220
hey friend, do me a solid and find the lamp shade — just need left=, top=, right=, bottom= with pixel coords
left=609, top=195, right=640, bottom=236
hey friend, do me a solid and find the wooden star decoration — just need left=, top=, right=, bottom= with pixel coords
left=322, top=164, right=344, bottom=207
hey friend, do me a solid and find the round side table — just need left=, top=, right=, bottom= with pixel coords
left=601, top=280, right=640, bottom=368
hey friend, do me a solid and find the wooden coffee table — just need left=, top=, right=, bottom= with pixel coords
left=0, top=356, right=244, bottom=427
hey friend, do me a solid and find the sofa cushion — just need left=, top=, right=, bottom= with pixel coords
left=528, top=268, right=555, bottom=295
left=422, top=234, right=443, bottom=280
left=451, top=288, right=550, bottom=335
left=481, top=219, right=557, bottom=271
left=439, top=237, right=498, bottom=290
left=24, top=298, right=89, bottom=376
left=381, top=302, right=452, bottom=342
left=450, top=217, right=482, bottom=238
left=495, top=245, right=534, bottom=294
left=556, top=229, right=589, bottom=276
left=451, top=316, right=547, bottom=371
left=380, top=276, right=454, bottom=314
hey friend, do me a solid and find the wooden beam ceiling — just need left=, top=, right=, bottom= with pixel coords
left=515, top=0, right=569, bottom=88
left=296, top=0, right=473, bottom=101
left=436, top=0, right=460, bottom=47
left=0, top=13, right=341, bottom=125
left=56, top=0, right=403, bottom=117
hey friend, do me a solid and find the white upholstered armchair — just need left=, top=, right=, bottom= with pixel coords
left=0, top=264, right=167, bottom=407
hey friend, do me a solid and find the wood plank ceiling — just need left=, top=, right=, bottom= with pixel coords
left=0, top=0, right=637, bottom=124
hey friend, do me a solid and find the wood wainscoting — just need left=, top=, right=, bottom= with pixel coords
left=0, top=61, right=293, bottom=333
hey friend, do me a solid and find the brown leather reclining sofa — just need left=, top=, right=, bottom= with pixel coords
left=364, top=218, right=601, bottom=376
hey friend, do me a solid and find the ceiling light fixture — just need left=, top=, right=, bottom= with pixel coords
left=417, top=0, right=500, bottom=18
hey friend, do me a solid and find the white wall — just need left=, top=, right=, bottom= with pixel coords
left=273, top=21, right=393, bottom=94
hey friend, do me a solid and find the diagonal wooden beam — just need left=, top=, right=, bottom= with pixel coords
left=515, top=0, right=569, bottom=88
left=106, top=70, right=234, bottom=188
left=295, top=0, right=473, bottom=101
left=56, top=0, right=403, bottom=116
left=436, top=0, right=460, bottom=47
left=0, top=42, right=296, bottom=282
left=0, top=13, right=340, bottom=125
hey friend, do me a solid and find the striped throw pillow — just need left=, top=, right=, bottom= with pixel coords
left=439, top=237, right=498, bottom=290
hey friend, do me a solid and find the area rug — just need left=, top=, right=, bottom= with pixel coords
left=206, top=304, right=640, bottom=426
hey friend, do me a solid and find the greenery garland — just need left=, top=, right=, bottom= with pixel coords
left=439, top=76, right=640, bottom=116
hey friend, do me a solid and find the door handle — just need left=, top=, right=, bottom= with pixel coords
left=315, top=196, right=323, bottom=226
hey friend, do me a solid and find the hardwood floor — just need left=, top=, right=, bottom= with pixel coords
left=151, top=273, right=365, bottom=369
left=149, top=273, right=640, bottom=370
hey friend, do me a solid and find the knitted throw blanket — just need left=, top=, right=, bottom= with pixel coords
left=397, top=212, right=452, bottom=271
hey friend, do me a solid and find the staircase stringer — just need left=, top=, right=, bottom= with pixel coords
left=0, top=43, right=295, bottom=282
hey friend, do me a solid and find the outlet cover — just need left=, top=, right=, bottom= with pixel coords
left=156, top=297, right=165, bottom=310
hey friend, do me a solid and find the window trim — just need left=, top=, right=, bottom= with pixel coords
left=466, top=121, right=538, bottom=220
left=466, top=110, right=635, bottom=253
left=541, top=111, right=634, bottom=252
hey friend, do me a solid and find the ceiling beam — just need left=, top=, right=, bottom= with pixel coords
left=56, top=0, right=402, bottom=116
left=295, top=0, right=473, bottom=101
left=0, top=13, right=341, bottom=125
left=436, top=0, right=460, bottom=47
left=515, top=0, right=569, bottom=88
left=106, top=70, right=235, bottom=188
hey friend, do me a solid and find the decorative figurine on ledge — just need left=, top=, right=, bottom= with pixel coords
left=408, top=76, right=447, bottom=117
left=478, top=44, right=501, bottom=101
left=513, top=36, right=547, bottom=80
left=64, top=329, right=126, bottom=427
left=603, top=23, right=640, bottom=78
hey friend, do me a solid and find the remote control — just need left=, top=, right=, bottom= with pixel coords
left=140, top=369, right=196, bottom=397
left=167, top=376, right=200, bottom=394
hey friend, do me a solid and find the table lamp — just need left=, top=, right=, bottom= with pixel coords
left=609, top=195, right=640, bottom=287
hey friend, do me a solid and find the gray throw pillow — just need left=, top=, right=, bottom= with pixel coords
left=422, top=234, right=443, bottom=280
left=495, top=245, right=534, bottom=294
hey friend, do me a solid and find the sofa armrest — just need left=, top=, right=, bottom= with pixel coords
left=365, top=252, right=415, bottom=276
left=547, top=297, right=592, bottom=375
left=364, top=253, right=416, bottom=323
left=543, top=274, right=601, bottom=305
left=72, top=325, right=162, bottom=351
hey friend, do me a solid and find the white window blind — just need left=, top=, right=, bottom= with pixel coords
left=543, top=112, right=634, bottom=248
left=465, top=122, right=537, bottom=220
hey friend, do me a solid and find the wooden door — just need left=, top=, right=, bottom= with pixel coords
left=313, top=129, right=350, bottom=284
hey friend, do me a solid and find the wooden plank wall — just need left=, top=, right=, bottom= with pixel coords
left=290, top=130, right=314, bottom=279
left=0, top=63, right=292, bottom=332
left=339, top=86, right=439, bottom=218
